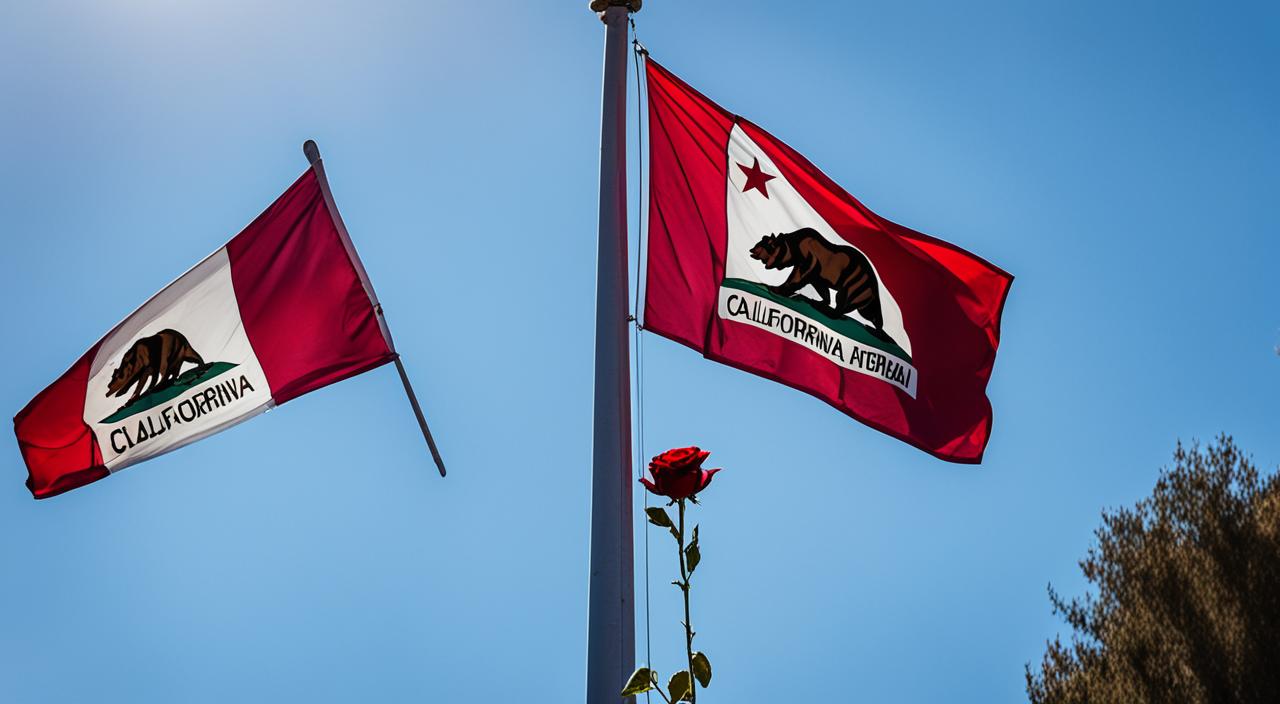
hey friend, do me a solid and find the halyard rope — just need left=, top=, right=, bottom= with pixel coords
left=630, top=16, right=652, bottom=703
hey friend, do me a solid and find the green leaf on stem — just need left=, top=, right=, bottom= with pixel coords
left=691, top=652, right=712, bottom=687
left=684, top=525, right=701, bottom=573
left=667, top=670, right=693, bottom=702
left=621, top=667, right=656, bottom=696
left=669, top=526, right=681, bottom=543
left=645, top=507, right=673, bottom=528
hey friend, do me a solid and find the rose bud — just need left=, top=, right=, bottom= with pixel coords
left=639, top=446, right=721, bottom=500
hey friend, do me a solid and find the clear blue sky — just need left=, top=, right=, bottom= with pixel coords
left=2, top=1, right=1277, bottom=702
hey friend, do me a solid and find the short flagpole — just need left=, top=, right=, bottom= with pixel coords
left=585, top=1, right=638, bottom=702
left=391, top=355, right=447, bottom=477
left=303, top=140, right=447, bottom=478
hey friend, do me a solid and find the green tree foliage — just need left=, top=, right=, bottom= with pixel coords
left=1027, top=437, right=1280, bottom=704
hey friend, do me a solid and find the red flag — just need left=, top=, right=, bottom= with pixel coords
left=14, top=167, right=396, bottom=498
left=643, top=60, right=1012, bottom=462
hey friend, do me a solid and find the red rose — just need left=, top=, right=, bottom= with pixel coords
left=640, top=446, right=720, bottom=500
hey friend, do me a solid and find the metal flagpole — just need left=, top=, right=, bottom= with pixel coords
left=303, top=140, right=448, bottom=478
left=586, top=1, right=639, bottom=702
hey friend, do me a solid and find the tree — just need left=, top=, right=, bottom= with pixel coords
left=1026, top=436, right=1280, bottom=704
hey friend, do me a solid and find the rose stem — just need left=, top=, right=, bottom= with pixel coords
left=677, top=498, right=696, bottom=703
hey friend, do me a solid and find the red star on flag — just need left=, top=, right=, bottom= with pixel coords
left=737, top=157, right=775, bottom=198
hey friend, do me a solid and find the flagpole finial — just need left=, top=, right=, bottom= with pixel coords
left=589, top=0, right=640, bottom=13
left=302, top=140, right=321, bottom=165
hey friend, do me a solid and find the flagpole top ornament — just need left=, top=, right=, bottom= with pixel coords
left=590, top=0, right=640, bottom=14
left=302, top=140, right=321, bottom=165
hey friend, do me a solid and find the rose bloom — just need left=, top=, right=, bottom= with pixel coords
left=640, top=446, right=720, bottom=500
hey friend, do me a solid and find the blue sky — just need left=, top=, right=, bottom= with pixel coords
left=1, top=1, right=1277, bottom=702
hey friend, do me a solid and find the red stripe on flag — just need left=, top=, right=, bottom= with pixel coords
left=14, top=346, right=108, bottom=499
left=226, top=168, right=395, bottom=405
left=642, top=60, right=734, bottom=352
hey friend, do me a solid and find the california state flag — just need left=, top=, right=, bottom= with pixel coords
left=643, top=60, right=1013, bottom=462
left=15, top=162, right=397, bottom=498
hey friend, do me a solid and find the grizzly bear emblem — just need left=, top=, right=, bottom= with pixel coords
left=106, top=329, right=206, bottom=403
left=749, top=228, right=893, bottom=343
